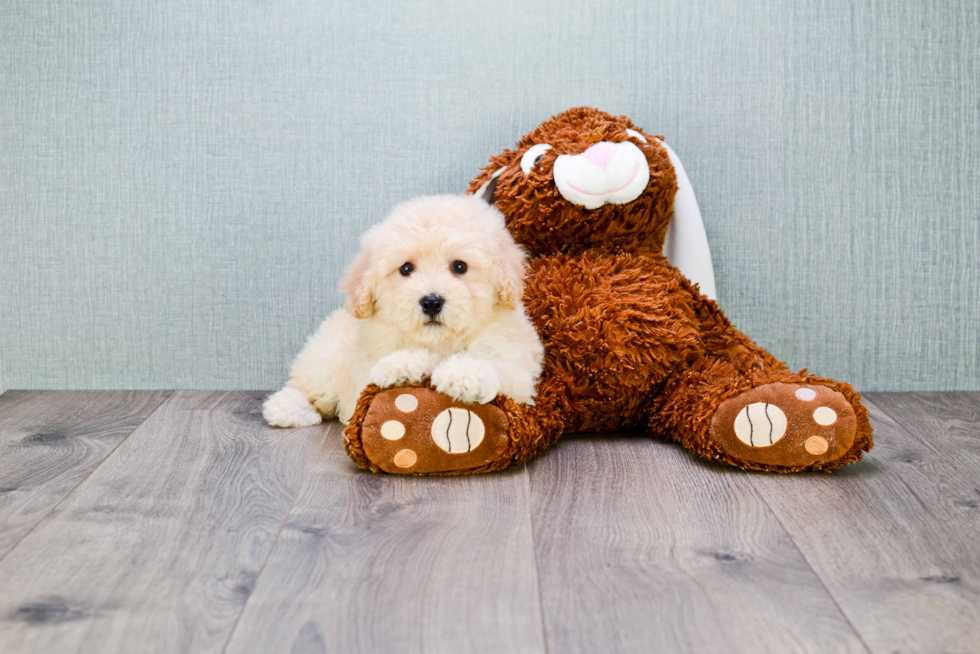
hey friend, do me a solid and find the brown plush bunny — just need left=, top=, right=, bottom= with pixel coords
left=344, top=107, right=873, bottom=475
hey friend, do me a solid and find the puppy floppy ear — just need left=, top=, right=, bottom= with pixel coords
left=493, top=233, right=527, bottom=310
left=341, top=246, right=375, bottom=319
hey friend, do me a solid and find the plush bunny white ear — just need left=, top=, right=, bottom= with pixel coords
left=660, top=142, right=717, bottom=302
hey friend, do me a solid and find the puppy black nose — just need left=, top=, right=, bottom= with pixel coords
left=420, top=294, right=445, bottom=317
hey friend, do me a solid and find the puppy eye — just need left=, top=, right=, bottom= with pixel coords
left=450, top=260, right=468, bottom=274
left=399, top=262, right=414, bottom=276
left=625, top=128, right=648, bottom=144
left=520, top=143, right=552, bottom=175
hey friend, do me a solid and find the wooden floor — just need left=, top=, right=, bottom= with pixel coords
left=0, top=391, right=977, bottom=653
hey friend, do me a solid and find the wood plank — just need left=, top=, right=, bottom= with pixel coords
left=0, top=390, right=172, bottom=559
left=750, top=398, right=980, bottom=653
left=223, top=428, right=547, bottom=654
left=527, top=432, right=868, bottom=654
left=0, top=391, right=324, bottom=654
left=869, top=391, right=980, bottom=479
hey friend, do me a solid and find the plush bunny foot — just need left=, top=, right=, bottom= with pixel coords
left=709, top=382, right=858, bottom=470
left=344, top=385, right=514, bottom=475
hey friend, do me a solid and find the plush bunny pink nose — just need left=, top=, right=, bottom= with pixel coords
left=583, top=142, right=617, bottom=169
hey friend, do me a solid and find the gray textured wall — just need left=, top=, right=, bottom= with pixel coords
left=1, top=0, right=978, bottom=393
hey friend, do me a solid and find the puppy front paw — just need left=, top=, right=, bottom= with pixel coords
left=369, top=349, right=441, bottom=388
left=263, top=387, right=322, bottom=428
left=431, top=354, right=501, bottom=404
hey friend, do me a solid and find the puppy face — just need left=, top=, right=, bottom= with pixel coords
left=342, top=195, right=526, bottom=347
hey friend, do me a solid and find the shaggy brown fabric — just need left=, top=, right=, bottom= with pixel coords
left=345, top=107, right=873, bottom=474
left=473, top=109, right=677, bottom=257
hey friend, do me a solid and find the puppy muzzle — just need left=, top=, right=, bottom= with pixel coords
left=420, top=294, right=445, bottom=319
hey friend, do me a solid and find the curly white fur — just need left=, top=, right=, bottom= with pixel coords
left=264, top=195, right=544, bottom=428
left=431, top=353, right=502, bottom=404
left=369, top=349, right=441, bottom=387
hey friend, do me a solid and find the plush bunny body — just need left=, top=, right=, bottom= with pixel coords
left=343, top=108, right=873, bottom=475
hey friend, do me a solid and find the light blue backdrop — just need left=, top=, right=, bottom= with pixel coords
left=1, top=0, right=978, bottom=393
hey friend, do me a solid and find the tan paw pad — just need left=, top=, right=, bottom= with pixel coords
left=380, top=420, right=405, bottom=440
left=805, top=436, right=829, bottom=455
left=795, top=388, right=817, bottom=401
left=813, top=406, right=838, bottom=426
left=393, top=449, right=417, bottom=468
left=431, top=408, right=485, bottom=453
left=733, top=402, right=787, bottom=447
left=395, top=394, right=418, bottom=412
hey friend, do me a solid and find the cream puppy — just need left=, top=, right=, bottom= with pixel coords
left=263, top=195, right=544, bottom=428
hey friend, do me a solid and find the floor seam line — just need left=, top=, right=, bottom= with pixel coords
left=865, top=393, right=961, bottom=463
left=0, top=390, right=176, bottom=566
left=524, top=462, right=551, bottom=654
left=219, top=424, right=333, bottom=654
left=752, top=478, right=875, bottom=654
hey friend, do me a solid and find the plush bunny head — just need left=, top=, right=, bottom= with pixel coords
left=468, top=107, right=678, bottom=256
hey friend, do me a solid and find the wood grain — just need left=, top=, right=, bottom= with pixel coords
left=2, top=391, right=979, bottom=653
left=0, top=390, right=172, bottom=559
left=869, top=391, right=980, bottom=478
left=223, top=425, right=546, bottom=654
left=751, top=398, right=980, bottom=653
left=0, top=391, right=324, bottom=654
left=526, top=432, right=868, bottom=654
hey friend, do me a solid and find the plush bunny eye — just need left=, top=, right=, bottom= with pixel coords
left=520, top=143, right=552, bottom=174
left=625, top=128, right=648, bottom=144
left=399, top=262, right=414, bottom=276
